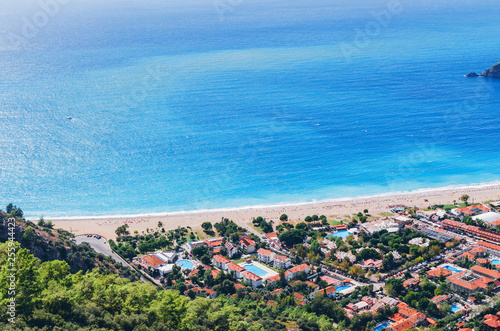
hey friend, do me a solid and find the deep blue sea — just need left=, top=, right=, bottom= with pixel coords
left=1, top=0, right=500, bottom=217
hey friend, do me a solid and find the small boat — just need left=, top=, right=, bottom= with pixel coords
left=67, top=116, right=72, bottom=120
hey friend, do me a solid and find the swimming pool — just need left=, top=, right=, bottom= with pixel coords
left=451, top=305, right=461, bottom=313
left=374, top=322, right=392, bottom=331
left=176, top=260, right=194, bottom=269
left=328, top=230, right=350, bottom=239
left=336, top=285, right=352, bottom=291
left=442, top=265, right=460, bottom=273
left=491, top=259, right=500, bottom=265
left=243, top=264, right=268, bottom=277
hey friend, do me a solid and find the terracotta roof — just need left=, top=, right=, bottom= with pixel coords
left=403, top=278, right=419, bottom=288
left=427, top=267, right=452, bottom=278
left=389, top=319, right=415, bottom=331
left=266, top=274, right=281, bottom=283
left=476, top=258, right=489, bottom=264
left=293, top=292, right=305, bottom=301
left=267, top=300, right=278, bottom=306
left=471, top=246, right=485, bottom=253
left=447, top=271, right=493, bottom=290
left=242, top=271, right=262, bottom=281
left=305, top=281, right=319, bottom=288
left=271, top=288, right=283, bottom=294
left=213, top=254, right=230, bottom=264
left=234, top=283, right=246, bottom=290
left=257, top=248, right=274, bottom=256
left=227, top=262, right=245, bottom=272
left=274, top=254, right=290, bottom=262
left=484, top=314, right=500, bottom=328
left=471, top=265, right=500, bottom=279
left=479, top=241, right=500, bottom=252
left=240, top=237, right=256, bottom=246
left=427, top=318, right=438, bottom=326
left=211, top=269, right=220, bottom=279
left=139, top=254, right=166, bottom=268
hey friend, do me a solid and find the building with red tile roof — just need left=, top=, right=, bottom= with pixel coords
left=266, top=274, right=281, bottom=284
left=484, top=313, right=500, bottom=330
left=134, top=254, right=167, bottom=270
left=471, top=246, right=486, bottom=256
left=205, top=288, right=217, bottom=299
left=242, top=271, right=263, bottom=287
left=430, top=294, right=450, bottom=304
left=447, top=270, right=494, bottom=295
left=471, top=265, right=500, bottom=280
left=273, top=254, right=292, bottom=269
left=240, top=236, right=256, bottom=253
left=427, top=267, right=453, bottom=278
left=310, top=286, right=336, bottom=299
left=226, top=262, right=246, bottom=278
left=285, top=264, right=310, bottom=280
left=204, top=238, right=224, bottom=249
left=271, top=288, right=283, bottom=295
left=305, top=281, right=319, bottom=289
left=212, top=254, right=231, bottom=270
left=403, top=278, right=420, bottom=289
left=388, top=319, right=415, bottom=331
left=257, top=248, right=275, bottom=263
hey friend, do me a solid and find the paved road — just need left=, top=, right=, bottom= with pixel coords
left=75, top=235, right=127, bottom=266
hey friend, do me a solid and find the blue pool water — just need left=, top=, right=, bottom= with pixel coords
left=491, top=259, right=500, bottom=265
left=243, top=264, right=268, bottom=278
left=442, top=266, right=460, bottom=273
left=375, top=322, right=392, bottom=331
left=1, top=0, right=500, bottom=218
left=328, top=230, right=351, bottom=239
left=336, top=285, right=352, bottom=291
left=176, top=260, right=194, bottom=269
left=451, top=305, right=461, bottom=313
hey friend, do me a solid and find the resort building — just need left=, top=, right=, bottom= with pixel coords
left=483, top=313, right=500, bottom=330
left=285, top=264, right=311, bottom=280
left=472, top=212, right=500, bottom=226
left=273, top=254, right=292, bottom=269
left=241, top=271, right=263, bottom=287
left=470, top=265, right=500, bottom=280
left=266, top=274, right=281, bottom=285
left=427, top=267, right=453, bottom=278
left=478, top=241, right=500, bottom=255
left=213, top=254, right=231, bottom=270
left=225, top=242, right=239, bottom=257
left=186, top=241, right=208, bottom=252
left=204, top=238, right=224, bottom=250
left=226, top=262, right=245, bottom=278
left=310, top=286, right=336, bottom=299
left=403, top=278, right=420, bottom=290
left=133, top=252, right=176, bottom=275
left=358, top=259, right=383, bottom=271
left=257, top=248, right=275, bottom=263
left=446, top=270, right=494, bottom=295
left=240, top=236, right=256, bottom=253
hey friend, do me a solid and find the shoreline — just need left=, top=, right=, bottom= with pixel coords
left=46, top=182, right=500, bottom=240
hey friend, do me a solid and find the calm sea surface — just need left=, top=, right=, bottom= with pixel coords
left=1, top=0, right=499, bottom=217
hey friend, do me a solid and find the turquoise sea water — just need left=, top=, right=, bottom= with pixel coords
left=1, top=0, right=500, bottom=217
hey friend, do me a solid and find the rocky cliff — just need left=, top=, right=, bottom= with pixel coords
left=466, top=62, right=500, bottom=78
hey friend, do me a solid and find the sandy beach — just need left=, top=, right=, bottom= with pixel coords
left=46, top=183, right=500, bottom=240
